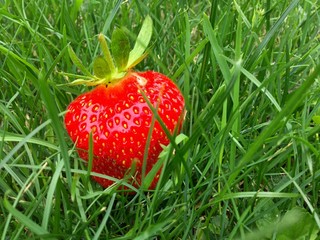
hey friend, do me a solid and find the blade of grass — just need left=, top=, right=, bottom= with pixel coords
left=225, top=63, right=320, bottom=193
left=133, top=219, right=174, bottom=240
left=41, top=156, right=65, bottom=230
left=0, top=114, right=61, bottom=170
left=203, top=13, right=232, bottom=212
left=230, top=12, right=242, bottom=170
left=182, top=13, right=191, bottom=101
left=38, top=49, right=72, bottom=189
left=283, top=168, right=320, bottom=228
left=4, top=196, right=55, bottom=239
left=92, top=193, right=116, bottom=240
left=244, top=0, right=300, bottom=69
left=0, top=130, right=59, bottom=151
left=172, top=38, right=209, bottom=80
left=203, top=14, right=231, bottom=84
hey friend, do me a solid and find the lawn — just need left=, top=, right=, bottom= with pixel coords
left=1, top=0, right=320, bottom=239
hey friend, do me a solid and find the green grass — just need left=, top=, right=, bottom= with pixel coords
left=1, top=0, right=320, bottom=239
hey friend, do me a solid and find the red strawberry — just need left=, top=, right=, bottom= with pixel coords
left=64, top=16, right=185, bottom=190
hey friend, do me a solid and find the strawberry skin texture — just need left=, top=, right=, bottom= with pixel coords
left=65, top=70, right=185, bottom=189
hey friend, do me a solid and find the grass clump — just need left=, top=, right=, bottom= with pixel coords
left=1, top=0, right=320, bottom=239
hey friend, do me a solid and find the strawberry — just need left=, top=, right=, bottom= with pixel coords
left=64, top=16, right=185, bottom=190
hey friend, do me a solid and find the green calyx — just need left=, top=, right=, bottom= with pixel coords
left=68, top=15, right=153, bottom=86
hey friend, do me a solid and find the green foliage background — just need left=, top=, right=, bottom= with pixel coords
left=0, top=0, right=320, bottom=239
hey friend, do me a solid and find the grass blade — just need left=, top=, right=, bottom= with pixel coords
left=245, top=0, right=300, bottom=68
left=4, top=197, right=54, bottom=238
left=226, top=63, right=320, bottom=192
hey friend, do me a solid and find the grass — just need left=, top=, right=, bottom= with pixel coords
left=1, top=0, right=320, bottom=239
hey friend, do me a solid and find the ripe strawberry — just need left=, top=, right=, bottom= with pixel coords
left=64, top=16, right=185, bottom=190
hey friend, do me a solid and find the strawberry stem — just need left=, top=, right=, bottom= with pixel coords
left=67, top=16, right=153, bottom=86
left=98, top=33, right=116, bottom=72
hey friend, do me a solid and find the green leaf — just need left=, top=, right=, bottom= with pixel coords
left=278, top=207, right=319, bottom=239
left=243, top=207, right=319, bottom=240
left=68, top=45, right=93, bottom=77
left=312, top=115, right=320, bottom=125
left=126, top=15, right=153, bottom=69
left=93, top=56, right=111, bottom=78
left=98, top=33, right=116, bottom=72
left=255, top=200, right=280, bottom=231
left=127, top=51, right=149, bottom=70
left=111, top=28, right=130, bottom=71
